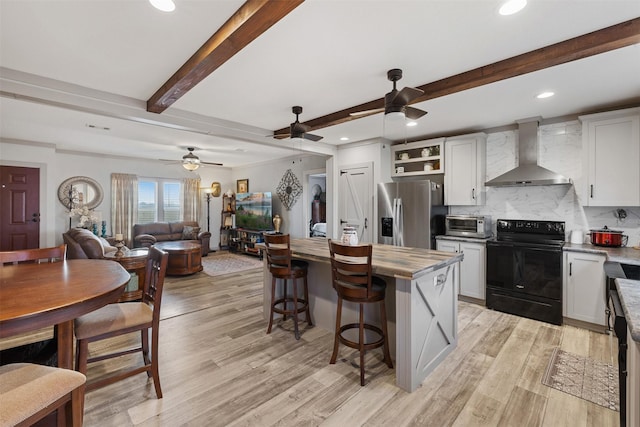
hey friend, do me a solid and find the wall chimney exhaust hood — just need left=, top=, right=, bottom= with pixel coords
left=485, top=117, right=572, bottom=187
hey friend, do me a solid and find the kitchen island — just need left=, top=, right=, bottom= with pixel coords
left=261, top=238, right=463, bottom=392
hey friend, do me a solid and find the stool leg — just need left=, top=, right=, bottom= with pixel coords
left=359, top=302, right=365, bottom=386
left=282, top=279, right=288, bottom=321
left=267, top=275, right=277, bottom=334
left=292, top=277, right=300, bottom=340
left=379, top=299, right=393, bottom=368
left=330, top=296, right=343, bottom=364
left=303, top=274, right=312, bottom=326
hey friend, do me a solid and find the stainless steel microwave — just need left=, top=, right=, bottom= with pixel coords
left=445, top=215, right=492, bottom=238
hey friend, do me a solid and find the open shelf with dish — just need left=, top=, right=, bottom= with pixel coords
left=391, top=138, right=445, bottom=177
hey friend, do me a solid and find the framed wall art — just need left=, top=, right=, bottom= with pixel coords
left=237, top=179, right=249, bottom=193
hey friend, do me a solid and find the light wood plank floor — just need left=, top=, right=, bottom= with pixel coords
left=4, top=266, right=619, bottom=426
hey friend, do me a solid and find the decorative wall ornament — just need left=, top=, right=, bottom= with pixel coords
left=276, top=169, right=302, bottom=211
left=57, top=176, right=104, bottom=209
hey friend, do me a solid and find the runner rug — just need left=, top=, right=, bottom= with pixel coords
left=201, top=251, right=263, bottom=277
left=541, top=347, right=618, bottom=411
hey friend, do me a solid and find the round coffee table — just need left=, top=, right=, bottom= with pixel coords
left=154, top=241, right=203, bottom=275
left=104, top=248, right=149, bottom=301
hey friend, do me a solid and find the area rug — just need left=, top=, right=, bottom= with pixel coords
left=541, top=347, right=618, bottom=411
left=201, top=251, right=263, bottom=277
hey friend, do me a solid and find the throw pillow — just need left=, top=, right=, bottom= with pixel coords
left=99, top=237, right=117, bottom=254
left=182, top=225, right=200, bottom=240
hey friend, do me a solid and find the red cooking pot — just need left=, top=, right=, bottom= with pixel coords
left=589, top=226, right=628, bottom=247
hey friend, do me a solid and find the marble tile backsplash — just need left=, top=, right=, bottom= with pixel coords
left=451, top=120, right=640, bottom=247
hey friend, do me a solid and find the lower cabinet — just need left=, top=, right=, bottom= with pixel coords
left=436, top=239, right=486, bottom=300
left=564, top=251, right=606, bottom=326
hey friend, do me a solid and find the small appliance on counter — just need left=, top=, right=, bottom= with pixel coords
left=445, top=215, right=492, bottom=238
left=589, top=226, right=628, bottom=247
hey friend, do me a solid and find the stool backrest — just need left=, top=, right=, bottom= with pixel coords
left=0, top=244, right=66, bottom=266
left=263, top=233, right=292, bottom=276
left=328, top=239, right=374, bottom=294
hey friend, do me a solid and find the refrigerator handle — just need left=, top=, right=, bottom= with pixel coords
left=396, top=198, right=404, bottom=247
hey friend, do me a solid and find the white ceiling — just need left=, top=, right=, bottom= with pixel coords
left=1, top=0, right=639, bottom=168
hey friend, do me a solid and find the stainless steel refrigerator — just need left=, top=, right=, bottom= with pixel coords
left=378, top=180, right=447, bottom=249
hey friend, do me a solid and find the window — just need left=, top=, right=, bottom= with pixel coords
left=138, top=179, right=182, bottom=223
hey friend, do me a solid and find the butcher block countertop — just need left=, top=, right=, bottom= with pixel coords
left=286, top=238, right=463, bottom=280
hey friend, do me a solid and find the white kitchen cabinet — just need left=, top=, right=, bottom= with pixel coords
left=563, top=251, right=606, bottom=326
left=580, top=107, right=640, bottom=206
left=444, top=133, right=487, bottom=206
left=436, top=238, right=485, bottom=300
left=391, top=138, right=445, bottom=177
left=628, top=327, right=640, bottom=427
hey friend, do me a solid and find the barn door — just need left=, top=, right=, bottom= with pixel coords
left=0, top=166, right=40, bottom=250
left=338, top=163, right=373, bottom=243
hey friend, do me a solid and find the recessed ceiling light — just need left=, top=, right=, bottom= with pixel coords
left=406, top=121, right=418, bottom=127
left=340, top=137, right=349, bottom=141
left=149, top=0, right=175, bottom=12
left=499, top=0, right=527, bottom=16
left=536, top=91, right=555, bottom=99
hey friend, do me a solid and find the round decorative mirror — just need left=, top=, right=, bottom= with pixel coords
left=57, top=176, right=104, bottom=210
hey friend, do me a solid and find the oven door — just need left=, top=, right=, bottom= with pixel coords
left=486, top=241, right=513, bottom=290
left=513, top=242, right=563, bottom=300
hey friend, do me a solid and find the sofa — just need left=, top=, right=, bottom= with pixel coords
left=132, top=221, right=211, bottom=256
left=63, top=227, right=121, bottom=259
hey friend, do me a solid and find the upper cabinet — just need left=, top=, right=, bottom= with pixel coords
left=391, top=138, right=445, bottom=177
left=444, top=133, right=487, bottom=206
left=580, top=108, right=640, bottom=206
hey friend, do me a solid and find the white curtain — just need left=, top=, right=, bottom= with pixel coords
left=182, top=177, right=201, bottom=222
left=111, top=173, right=138, bottom=246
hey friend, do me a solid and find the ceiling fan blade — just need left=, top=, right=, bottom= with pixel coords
left=350, top=107, right=385, bottom=117
left=391, top=86, right=424, bottom=106
left=405, top=106, right=428, bottom=120
left=303, top=133, right=323, bottom=142
left=273, top=132, right=290, bottom=139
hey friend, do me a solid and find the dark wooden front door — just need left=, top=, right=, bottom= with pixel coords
left=0, top=166, right=40, bottom=250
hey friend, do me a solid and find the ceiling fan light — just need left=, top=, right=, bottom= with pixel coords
left=385, top=111, right=405, bottom=122
left=149, top=0, right=175, bottom=12
left=182, top=162, right=199, bottom=171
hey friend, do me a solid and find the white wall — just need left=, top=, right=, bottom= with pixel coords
left=231, top=153, right=329, bottom=238
left=0, top=140, right=233, bottom=248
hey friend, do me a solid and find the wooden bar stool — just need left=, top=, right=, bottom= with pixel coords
left=328, top=239, right=393, bottom=386
left=264, top=233, right=312, bottom=340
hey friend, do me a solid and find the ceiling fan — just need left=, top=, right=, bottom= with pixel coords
left=274, top=106, right=323, bottom=142
left=160, top=147, right=223, bottom=171
left=351, top=68, right=428, bottom=120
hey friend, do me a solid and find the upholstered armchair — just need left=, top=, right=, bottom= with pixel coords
left=132, top=221, right=211, bottom=256
left=62, top=228, right=120, bottom=259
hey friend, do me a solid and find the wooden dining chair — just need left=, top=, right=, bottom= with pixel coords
left=264, top=233, right=312, bottom=340
left=328, top=239, right=393, bottom=386
left=0, top=244, right=66, bottom=266
left=74, top=246, right=168, bottom=397
left=0, top=363, right=86, bottom=427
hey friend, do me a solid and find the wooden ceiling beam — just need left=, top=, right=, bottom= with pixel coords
left=147, top=0, right=304, bottom=114
left=274, top=17, right=640, bottom=136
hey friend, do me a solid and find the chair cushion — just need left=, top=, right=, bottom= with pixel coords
left=335, top=275, right=386, bottom=298
left=0, top=363, right=85, bottom=427
left=182, top=225, right=200, bottom=240
left=74, top=302, right=153, bottom=340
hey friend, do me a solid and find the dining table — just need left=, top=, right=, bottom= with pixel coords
left=0, top=258, right=131, bottom=369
